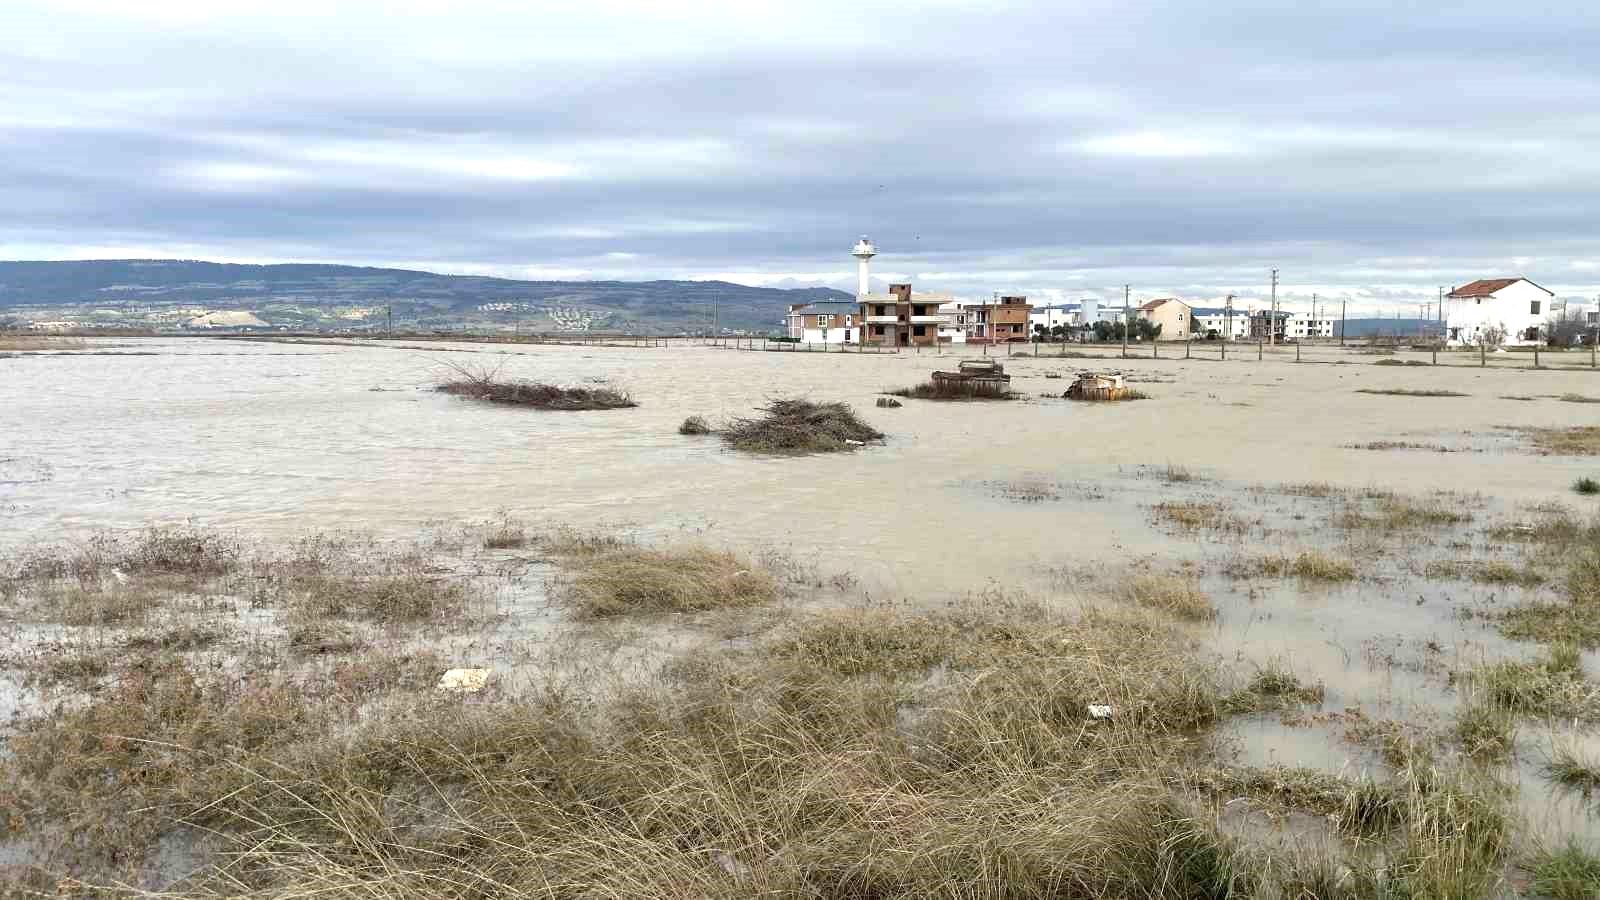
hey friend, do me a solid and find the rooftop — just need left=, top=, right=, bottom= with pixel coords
left=1447, top=278, right=1551, bottom=298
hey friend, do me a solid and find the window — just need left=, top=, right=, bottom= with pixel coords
left=845, top=315, right=852, bottom=326
left=913, top=325, right=926, bottom=337
left=872, top=325, right=885, bottom=335
left=913, top=305, right=926, bottom=316
left=1531, top=300, right=1542, bottom=315
left=817, top=315, right=831, bottom=327
left=876, top=305, right=889, bottom=316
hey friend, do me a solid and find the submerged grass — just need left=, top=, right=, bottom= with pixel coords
left=1354, top=388, right=1469, bottom=397
left=1527, top=842, right=1600, bottom=900
left=721, top=398, right=883, bottom=454
left=1518, top=426, right=1600, bottom=456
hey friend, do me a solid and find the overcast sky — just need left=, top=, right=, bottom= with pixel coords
left=4, top=1, right=1599, bottom=313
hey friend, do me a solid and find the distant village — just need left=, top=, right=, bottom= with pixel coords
left=785, top=238, right=1600, bottom=348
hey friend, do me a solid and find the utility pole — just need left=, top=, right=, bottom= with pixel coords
left=1122, top=284, right=1130, bottom=358
left=1312, top=292, right=1319, bottom=339
left=1339, top=297, right=1347, bottom=346
left=1269, top=268, right=1279, bottom=347
left=1225, top=293, right=1234, bottom=344
left=386, top=304, right=392, bottom=337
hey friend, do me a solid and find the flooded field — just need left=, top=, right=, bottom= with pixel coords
left=4, top=335, right=1600, bottom=895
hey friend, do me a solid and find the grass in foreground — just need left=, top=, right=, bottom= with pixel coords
left=1354, top=388, right=1469, bottom=397
left=1576, top=477, right=1600, bottom=495
left=0, top=525, right=1532, bottom=897
left=721, top=398, right=883, bottom=454
left=887, top=379, right=1015, bottom=400
left=1558, top=394, right=1600, bottom=404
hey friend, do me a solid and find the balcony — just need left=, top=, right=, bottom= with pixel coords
left=864, top=315, right=899, bottom=325
left=908, top=314, right=951, bottom=324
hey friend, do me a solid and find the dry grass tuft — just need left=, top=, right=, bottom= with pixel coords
left=1234, top=550, right=1358, bottom=581
left=1117, top=574, right=1216, bottom=621
left=559, top=544, right=779, bottom=618
left=678, top=414, right=712, bottom=435
left=1557, top=393, right=1600, bottom=404
left=721, top=398, right=883, bottom=454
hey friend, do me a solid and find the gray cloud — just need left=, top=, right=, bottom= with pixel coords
left=3, top=0, right=1599, bottom=313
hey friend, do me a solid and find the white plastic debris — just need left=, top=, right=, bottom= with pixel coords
left=436, top=668, right=491, bottom=694
left=845, top=439, right=865, bottom=445
left=1087, top=704, right=1113, bottom=720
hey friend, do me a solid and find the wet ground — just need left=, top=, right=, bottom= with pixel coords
left=5, top=335, right=1600, bottom=865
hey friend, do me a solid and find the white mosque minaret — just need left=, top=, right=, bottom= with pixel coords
left=850, top=236, right=877, bottom=298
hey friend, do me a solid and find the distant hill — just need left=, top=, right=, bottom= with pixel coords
left=0, top=260, right=851, bottom=334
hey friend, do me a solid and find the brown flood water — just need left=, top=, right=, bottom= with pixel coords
left=5, top=335, right=1600, bottom=846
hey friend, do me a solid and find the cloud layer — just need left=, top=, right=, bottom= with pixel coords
left=4, top=0, right=1599, bottom=313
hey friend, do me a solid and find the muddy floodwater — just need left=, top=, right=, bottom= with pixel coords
left=6, top=334, right=1600, bottom=872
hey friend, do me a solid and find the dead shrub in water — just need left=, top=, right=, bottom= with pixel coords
left=436, top=363, right=635, bottom=410
left=721, top=398, right=883, bottom=454
left=1117, top=574, right=1215, bottom=621
left=560, top=544, right=779, bottom=618
left=887, top=379, right=1015, bottom=400
left=677, top=414, right=712, bottom=435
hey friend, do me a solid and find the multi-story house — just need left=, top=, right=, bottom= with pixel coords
left=955, top=295, right=1032, bottom=344
left=858, top=283, right=953, bottom=347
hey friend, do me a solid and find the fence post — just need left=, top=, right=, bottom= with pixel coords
left=1221, top=339, right=1226, bottom=360
left=1481, top=343, right=1486, bottom=367
left=1432, top=345, right=1437, bottom=365
left=1296, top=342, right=1301, bottom=362
left=1185, top=340, right=1191, bottom=359
left=1258, top=340, right=1263, bottom=361
left=1534, top=347, right=1540, bottom=368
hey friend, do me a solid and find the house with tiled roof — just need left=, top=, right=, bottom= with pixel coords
left=1134, top=297, right=1193, bottom=341
left=1444, top=278, right=1554, bottom=346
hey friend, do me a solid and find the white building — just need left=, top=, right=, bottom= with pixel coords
left=1445, top=278, right=1555, bottom=346
left=1191, top=307, right=1249, bottom=340
left=1029, top=304, right=1081, bottom=332
left=1285, top=312, right=1337, bottom=340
